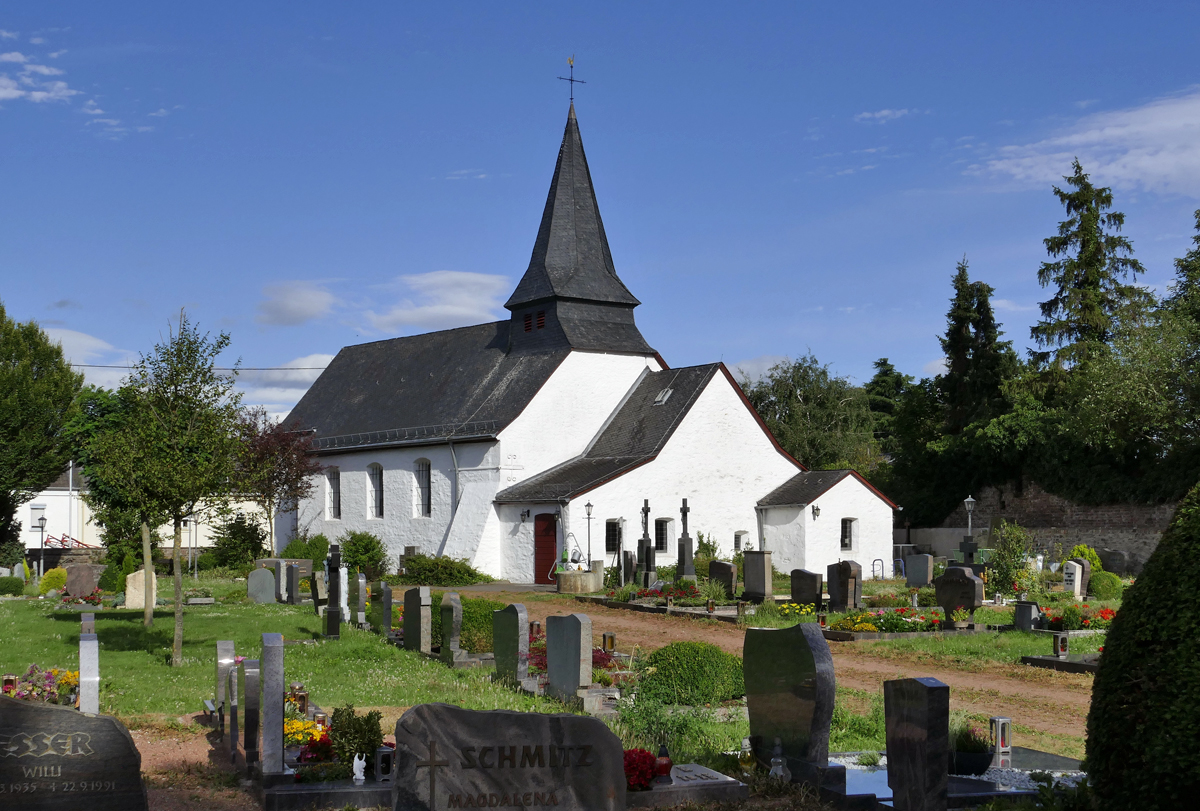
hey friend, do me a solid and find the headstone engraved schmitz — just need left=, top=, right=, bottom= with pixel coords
left=743, top=622, right=845, bottom=790
left=0, top=694, right=149, bottom=810
left=392, top=703, right=625, bottom=811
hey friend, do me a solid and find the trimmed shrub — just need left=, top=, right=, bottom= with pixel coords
left=1087, top=483, right=1200, bottom=810
left=393, top=554, right=494, bottom=587
left=212, top=512, right=266, bottom=567
left=917, top=587, right=937, bottom=607
left=339, top=531, right=388, bottom=580
left=328, top=705, right=383, bottom=773
left=1088, top=570, right=1124, bottom=600
left=1066, top=544, right=1103, bottom=573
left=39, top=567, right=67, bottom=595
left=637, top=641, right=744, bottom=705
left=427, top=593, right=506, bottom=653
left=281, top=533, right=329, bottom=565
left=0, top=576, right=23, bottom=596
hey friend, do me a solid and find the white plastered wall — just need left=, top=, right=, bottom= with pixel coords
left=760, top=475, right=895, bottom=578
left=539, top=373, right=802, bottom=565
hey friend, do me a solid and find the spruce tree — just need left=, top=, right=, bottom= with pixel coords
left=864, top=358, right=912, bottom=452
left=1030, top=159, right=1151, bottom=368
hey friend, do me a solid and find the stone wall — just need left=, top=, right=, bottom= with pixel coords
left=937, top=480, right=1175, bottom=573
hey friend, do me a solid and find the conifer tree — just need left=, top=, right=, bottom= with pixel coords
left=1030, top=159, right=1151, bottom=368
left=864, top=358, right=912, bottom=452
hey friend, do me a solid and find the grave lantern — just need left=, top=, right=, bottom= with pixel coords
left=530, top=620, right=542, bottom=637
left=653, top=744, right=674, bottom=785
left=2, top=673, right=15, bottom=692
left=296, top=691, right=309, bottom=715
left=1053, top=632, right=1069, bottom=658
left=990, top=717, right=1012, bottom=769
left=706, top=598, right=715, bottom=613
left=375, top=745, right=394, bottom=782
left=313, top=711, right=328, bottom=728
left=602, top=632, right=616, bottom=653
left=818, top=613, right=827, bottom=628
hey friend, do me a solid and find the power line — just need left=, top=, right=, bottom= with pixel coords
left=69, top=363, right=327, bottom=371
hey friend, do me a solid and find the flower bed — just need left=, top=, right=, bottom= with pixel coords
left=1045, top=603, right=1117, bottom=631
left=831, top=607, right=944, bottom=633
left=2, top=664, right=79, bottom=704
left=58, top=588, right=103, bottom=607
left=605, top=582, right=706, bottom=606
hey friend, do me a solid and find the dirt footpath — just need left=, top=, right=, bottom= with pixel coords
left=523, top=597, right=1093, bottom=748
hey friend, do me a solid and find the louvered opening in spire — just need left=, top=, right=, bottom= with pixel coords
left=505, top=104, right=641, bottom=311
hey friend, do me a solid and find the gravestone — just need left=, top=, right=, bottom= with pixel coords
left=404, top=587, right=432, bottom=654
left=827, top=560, right=862, bottom=612
left=742, top=551, right=773, bottom=603
left=906, top=554, right=934, bottom=588
left=80, top=612, right=95, bottom=635
left=215, top=640, right=236, bottom=737
left=790, top=569, right=822, bottom=607
left=247, top=568, right=276, bottom=604
left=65, top=563, right=98, bottom=598
left=1098, top=549, right=1129, bottom=576
left=676, top=499, right=697, bottom=582
left=79, top=632, right=100, bottom=715
left=959, top=537, right=978, bottom=565
left=325, top=545, right=342, bottom=638
left=1062, top=561, right=1083, bottom=599
left=353, top=573, right=368, bottom=625
left=1013, top=601, right=1042, bottom=632
left=546, top=613, right=592, bottom=701
left=884, top=677, right=950, bottom=811
left=271, top=560, right=286, bottom=602
left=226, top=665, right=239, bottom=764
left=934, top=566, right=984, bottom=623
left=254, top=558, right=314, bottom=579
left=242, top=658, right=260, bottom=774
left=261, top=633, right=285, bottom=775
left=313, top=571, right=328, bottom=615
left=392, top=703, right=625, bottom=811
left=621, top=552, right=635, bottom=585
left=1069, top=557, right=1092, bottom=596
left=124, top=568, right=156, bottom=610
left=493, top=603, right=538, bottom=692
left=370, top=580, right=393, bottom=634
left=340, top=566, right=350, bottom=623
left=286, top=564, right=300, bottom=605
left=440, top=592, right=464, bottom=666
left=744, top=622, right=844, bottom=790
left=709, top=561, right=737, bottom=599
left=0, top=694, right=149, bottom=810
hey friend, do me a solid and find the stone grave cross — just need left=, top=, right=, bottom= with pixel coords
left=415, top=740, right=450, bottom=811
left=676, top=498, right=696, bottom=582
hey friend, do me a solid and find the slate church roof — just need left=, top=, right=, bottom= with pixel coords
left=758, top=469, right=898, bottom=509
left=287, top=105, right=656, bottom=451
left=494, top=364, right=722, bottom=502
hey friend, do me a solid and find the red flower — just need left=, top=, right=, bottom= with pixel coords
left=624, top=749, right=656, bottom=791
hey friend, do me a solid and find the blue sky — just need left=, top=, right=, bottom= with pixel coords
left=4, top=3, right=1200, bottom=416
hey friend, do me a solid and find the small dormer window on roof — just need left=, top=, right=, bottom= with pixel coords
left=653, top=387, right=673, bottom=406
left=524, top=314, right=533, bottom=333
left=536, top=311, right=546, bottom=330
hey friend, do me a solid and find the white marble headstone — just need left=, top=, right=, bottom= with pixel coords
left=1063, top=561, right=1082, bottom=598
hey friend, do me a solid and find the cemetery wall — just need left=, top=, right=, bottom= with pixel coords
left=561, top=371, right=800, bottom=561
left=761, top=474, right=894, bottom=576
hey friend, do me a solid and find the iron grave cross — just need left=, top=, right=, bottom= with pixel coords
left=557, top=55, right=586, bottom=103
left=416, top=740, right=450, bottom=811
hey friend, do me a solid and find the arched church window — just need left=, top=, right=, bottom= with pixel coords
left=367, top=464, right=384, bottom=519
left=415, top=459, right=432, bottom=517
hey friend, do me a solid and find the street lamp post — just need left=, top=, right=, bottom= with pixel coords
left=584, top=502, right=594, bottom=568
left=30, top=505, right=47, bottom=579
left=964, top=495, right=976, bottom=536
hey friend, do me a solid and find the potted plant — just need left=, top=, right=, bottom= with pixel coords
left=951, top=719, right=992, bottom=775
left=949, top=607, right=971, bottom=630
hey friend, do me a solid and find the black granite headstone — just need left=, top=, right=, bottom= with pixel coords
left=743, top=623, right=844, bottom=790
left=826, top=561, right=862, bottom=612
left=392, top=703, right=626, bottom=811
left=1098, top=549, right=1129, bottom=576
left=325, top=545, right=341, bottom=639
left=676, top=499, right=696, bottom=582
left=440, top=592, right=464, bottom=666
left=0, top=694, right=149, bottom=810
left=285, top=565, right=300, bottom=606
left=709, top=561, right=737, bottom=599
left=933, top=566, right=984, bottom=622
left=884, top=677, right=949, bottom=811
left=272, top=560, right=285, bottom=602
left=243, top=659, right=260, bottom=774
left=790, top=569, right=822, bottom=607
left=621, top=552, right=635, bottom=586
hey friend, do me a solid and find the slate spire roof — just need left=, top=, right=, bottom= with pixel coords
left=505, top=104, right=640, bottom=311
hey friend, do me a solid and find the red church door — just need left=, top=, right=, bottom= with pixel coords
left=534, top=514, right=558, bottom=584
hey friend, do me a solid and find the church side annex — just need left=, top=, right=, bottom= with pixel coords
left=285, top=104, right=893, bottom=582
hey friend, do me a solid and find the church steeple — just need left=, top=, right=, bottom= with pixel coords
left=506, top=104, right=641, bottom=311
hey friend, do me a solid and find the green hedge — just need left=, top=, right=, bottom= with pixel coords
left=637, top=641, right=744, bottom=705
left=0, top=576, right=23, bottom=596
left=281, top=533, right=330, bottom=565
left=1087, top=482, right=1200, bottom=810
left=390, top=554, right=494, bottom=587
left=426, top=593, right=507, bottom=653
left=1088, top=570, right=1124, bottom=600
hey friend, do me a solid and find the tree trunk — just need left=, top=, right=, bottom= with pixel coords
left=141, top=521, right=153, bottom=628
left=172, top=515, right=184, bottom=667
left=266, top=499, right=275, bottom=556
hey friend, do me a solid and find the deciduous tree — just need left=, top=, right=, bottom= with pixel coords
left=235, top=406, right=323, bottom=555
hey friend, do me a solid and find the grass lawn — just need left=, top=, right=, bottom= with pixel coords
left=858, top=629, right=1105, bottom=669
left=0, top=595, right=563, bottom=720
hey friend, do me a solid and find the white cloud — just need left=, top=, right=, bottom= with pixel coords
left=255, top=281, right=336, bottom=326
left=85, top=118, right=121, bottom=126
left=732, top=354, right=787, bottom=383
left=29, top=37, right=45, bottom=45
left=446, top=169, right=488, bottom=180
left=984, top=88, right=1200, bottom=196
left=993, top=299, right=1037, bottom=312
left=238, top=353, right=334, bottom=392
left=923, top=357, right=948, bottom=376
left=365, top=270, right=510, bottom=333
left=0, top=51, right=27, bottom=62
left=0, top=75, right=22, bottom=100
left=855, top=108, right=910, bottom=123
left=0, top=31, right=18, bottom=40
left=43, top=327, right=137, bottom=388
left=22, top=64, right=62, bottom=76
left=81, top=99, right=103, bottom=114
left=48, top=49, right=66, bottom=58
left=148, top=107, right=169, bottom=117
left=26, top=79, right=78, bottom=103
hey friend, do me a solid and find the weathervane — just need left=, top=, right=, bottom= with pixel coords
left=557, top=55, right=586, bottom=103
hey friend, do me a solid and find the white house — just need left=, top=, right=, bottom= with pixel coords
left=757, top=469, right=898, bottom=579
left=285, top=103, right=896, bottom=582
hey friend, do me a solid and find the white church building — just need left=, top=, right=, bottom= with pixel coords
left=285, top=104, right=896, bottom=583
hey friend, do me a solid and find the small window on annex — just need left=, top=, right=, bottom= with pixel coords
left=327, top=468, right=341, bottom=520
left=367, top=464, right=384, bottom=519
left=415, top=459, right=432, bottom=518
left=734, top=530, right=748, bottom=552
left=654, top=519, right=671, bottom=552
left=840, top=518, right=856, bottom=551
left=605, top=520, right=621, bottom=554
